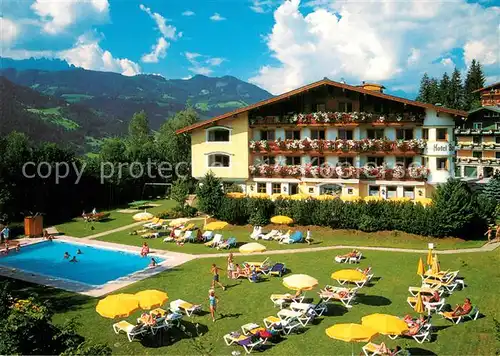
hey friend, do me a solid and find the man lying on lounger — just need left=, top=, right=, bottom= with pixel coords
left=450, top=298, right=472, bottom=317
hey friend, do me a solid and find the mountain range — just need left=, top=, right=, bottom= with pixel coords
left=0, top=57, right=272, bottom=153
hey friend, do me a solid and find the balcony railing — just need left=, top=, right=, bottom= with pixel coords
left=249, top=111, right=424, bottom=126
left=249, top=164, right=430, bottom=181
left=456, top=142, right=500, bottom=150
left=456, top=157, right=500, bottom=165
left=249, top=138, right=426, bottom=154
left=454, top=128, right=500, bottom=135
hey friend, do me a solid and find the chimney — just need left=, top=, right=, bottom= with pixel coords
left=359, top=82, right=386, bottom=93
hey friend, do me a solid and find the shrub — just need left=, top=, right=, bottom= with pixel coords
left=170, top=179, right=189, bottom=208
left=358, top=214, right=385, bottom=232
left=246, top=198, right=274, bottom=226
left=224, top=183, right=243, bottom=193
left=196, top=172, right=224, bottom=216
left=216, top=197, right=249, bottom=224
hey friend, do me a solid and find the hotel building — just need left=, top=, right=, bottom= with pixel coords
left=177, top=79, right=466, bottom=199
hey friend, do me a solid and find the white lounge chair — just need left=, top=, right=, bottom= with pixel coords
left=362, top=342, right=408, bottom=355
left=250, top=226, right=262, bottom=240
left=356, top=267, right=374, bottom=281
left=223, top=332, right=264, bottom=354
left=170, top=299, right=201, bottom=317
left=202, top=231, right=214, bottom=241
left=112, top=321, right=148, bottom=342
left=318, top=288, right=357, bottom=308
left=349, top=252, right=362, bottom=264
left=261, top=230, right=279, bottom=240
left=422, top=278, right=460, bottom=293
left=407, top=296, right=446, bottom=314
left=408, top=286, right=445, bottom=297
left=204, top=233, right=222, bottom=247
left=289, top=302, right=327, bottom=318
left=270, top=292, right=304, bottom=308
left=263, top=315, right=302, bottom=335
left=143, top=218, right=160, bottom=229
left=440, top=306, right=480, bottom=324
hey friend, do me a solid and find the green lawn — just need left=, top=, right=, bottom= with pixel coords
left=5, top=250, right=499, bottom=355
left=55, top=200, right=177, bottom=237
left=98, top=223, right=487, bottom=254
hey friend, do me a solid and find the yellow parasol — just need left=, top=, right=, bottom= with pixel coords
left=133, top=211, right=154, bottom=221
left=361, top=314, right=408, bottom=336
left=270, top=215, right=294, bottom=225
left=326, top=323, right=378, bottom=356
left=96, top=294, right=139, bottom=318
left=331, top=269, right=366, bottom=283
left=417, top=257, right=425, bottom=276
left=204, top=221, right=229, bottom=231
left=414, top=292, right=425, bottom=314
left=431, top=254, right=440, bottom=274
left=134, top=290, right=169, bottom=310
left=426, top=248, right=433, bottom=266
left=239, top=242, right=266, bottom=254
left=415, top=197, right=432, bottom=206
left=169, top=218, right=190, bottom=227
left=282, top=274, right=318, bottom=291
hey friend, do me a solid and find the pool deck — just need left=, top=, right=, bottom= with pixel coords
left=0, top=236, right=195, bottom=297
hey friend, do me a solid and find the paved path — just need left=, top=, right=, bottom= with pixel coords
left=85, top=217, right=206, bottom=240
left=193, top=240, right=500, bottom=259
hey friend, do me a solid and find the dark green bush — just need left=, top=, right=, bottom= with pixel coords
left=217, top=197, right=249, bottom=225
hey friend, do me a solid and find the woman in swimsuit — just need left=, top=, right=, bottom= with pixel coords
left=210, top=264, right=226, bottom=290
left=227, top=253, right=235, bottom=278
left=208, top=289, right=219, bottom=322
left=140, top=242, right=150, bottom=257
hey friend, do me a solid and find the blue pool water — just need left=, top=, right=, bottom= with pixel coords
left=0, top=241, right=163, bottom=286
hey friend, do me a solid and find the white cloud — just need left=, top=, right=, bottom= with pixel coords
left=440, top=57, right=454, bottom=67
left=182, top=10, right=195, bottom=16
left=210, top=13, right=226, bottom=21
left=0, top=17, right=19, bottom=45
left=250, top=0, right=278, bottom=13
left=59, top=34, right=140, bottom=76
left=250, top=0, right=500, bottom=95
left=31, top=0, right=109, bottom=34
left=139, top=4, right=178, bottom=40
left=185, top=52, right=225, bottom=75
left=141, top=37, right=169, bottom=63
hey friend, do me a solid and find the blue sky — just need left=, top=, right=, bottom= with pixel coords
left=1, top=0, right=499, bottom=98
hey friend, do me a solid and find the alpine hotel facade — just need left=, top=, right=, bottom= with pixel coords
left=177, top=79, right=468, bottom=200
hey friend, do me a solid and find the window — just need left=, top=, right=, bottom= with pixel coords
left=396, top=156, right=413, bottom=168
left=436, top=128, right=447, bottom=141
left=404, top=187, right=415, bottom=199
left=367, top=156, right=384, bottom=166
left=396, top=129, right=414, bottom=140
left=311, top=156, right=325, bottom=166
left=473, top=151, right=482, bottom=159
left=316, top=103, right=326, bottom=112
left=436, top=157, right=448, bottom=170
left=496, top=123, right=500, bottom=130
left=367, top=129, right=385, bottom=139
left=272, top=183, right=281, bottom=194
left=289, top=183, right=299, bottom=195
left=207, top=128, right=230, bottom=142
left=338, top=157, right=354, bottom=165
left=338, top=102, right=353, bottom=112
left=309, top=187, right=315, bottom=194
left=257, top=183, right=267, bottom=193
left=286, top=156, right=301, bottom=165
left=208, top=154, right=230, bottom=167
left=387, top=186, right=397, bottom=198
left=473, top=136, right=482, bottom=144
left=311, top=129, right=326, bottom=140
left=496, top=152, right=500, bottom=159
left=464, top=166, right=477, bottom=177
left=338, top=129, right=353, bottom=140
left=422, top=129, right=429, bottom=140
left=496, top=136, right=500, bottom=144
left=368, top=186, right=380, bottom=196
left=473, top=122, right=483, bottom=130
left=347, top=188, right=354, bottom=195
left=260, top=129, right=275, bottom=140
left=285, top=130, right=301, bottom=140
left=320, top=184, right=341, bottom=195
left=262, top=156, right=275, bottom=165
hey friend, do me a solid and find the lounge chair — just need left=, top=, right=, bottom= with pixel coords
left=217, top=237, right=237, bottom=250
left=273, top=230, right=290, bottom=242
left=335, top=250, right=361, bottom=263
left=181, top=223, right=195, bottom=232
left=244, top=257, right=270, bottom=269
left=148, top=219, right=166, bottom=229
left=143, top=218, right=160, bottom=228
left=169, top=299, right=201, bottom=317
left=362, top=342, right=407, bottom=355
left=270, top=292, right=304, bottom=308
left=263, top=315, right=302, bottom=335
left=205, top=233, right=222, bottom=247
left=112, top=321, right=148, bottom=342
left=142, top=232, right=160, bottom=239
left=422, top=277, right=461, bottom=293
left=289, top=302, right=327, bottom=317
left=356, top=267, right=374, bottom=281
left=349, top=252, right=363, bottom=264
left=250, top=226, right=262, bottom=240
left=334, top=275, right=368, bottom=288
left=280, top=231, right=303, bottom=244
left=261, top=230, right=279, bottom=240
left=439, top=306, right=480, bottom=324
left=202, top=231, right=214, bottom=242
left=261, top=263, right=286, bottom=277
left=177, top=230, right=195, bottom=243
left=318, top=288, right=357, bottom=308
left=408, top=286, right=445, bottom=297
left=407, top=296, right=445, bottom=314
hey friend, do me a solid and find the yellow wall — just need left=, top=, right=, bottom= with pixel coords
left=190, top=113, right=249, bottom=179
left=457, top=136, right=472, bottom=144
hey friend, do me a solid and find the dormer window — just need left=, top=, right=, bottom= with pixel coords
left=207, top=127, right=231, bottom=142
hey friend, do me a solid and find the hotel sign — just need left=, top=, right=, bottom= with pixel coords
left=425, top=142, right=454, bottom=156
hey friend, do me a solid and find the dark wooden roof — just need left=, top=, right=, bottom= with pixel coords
left=473, top=82, right=500, bottom=93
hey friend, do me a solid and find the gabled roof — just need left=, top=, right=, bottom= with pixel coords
left=176, top=78, right=468, bottom=134
left=468, top=106, right=500, bottom=115
left=473, top=82, right=500, bottom=93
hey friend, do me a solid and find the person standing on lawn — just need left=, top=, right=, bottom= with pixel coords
left=210, top=264, right=226, bottom=290
left=208, top=289, right=219, bottom=322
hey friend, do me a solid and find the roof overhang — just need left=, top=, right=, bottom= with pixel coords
left=176, top=79, right=468, bottom=134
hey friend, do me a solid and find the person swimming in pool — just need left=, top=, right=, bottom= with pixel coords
left=149, top=258, right=157, bottom=267
left=69, top=256, right=77, bottom=262
left=76, top=249, right=83, bottom=254
left=64, top=252, right=70, bottom=259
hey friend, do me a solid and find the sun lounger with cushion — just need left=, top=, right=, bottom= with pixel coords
left=422, top=278, right=461, bottom=293
left=362, top=342, right=407, bottom=355
left=223, top=332, right=264, bottom=354
left=261, top=263, right=286, bottom=277
left=217, top=237, right=237, bottom=250
left=407, top=296, right=445, bottom=314
left=262, top=315, right=302, bottom=335
left=318, top=289, right=356, bottom=308
left=202, top=231, right=214, bottom=241
left=170, top=299, right=201, bottom=317
left=280, top=231, right=303, bottom=244
left=112, top=321, right=148, bottom=342
left=143, top=218, right=159, bottom=228
left=261, top=230, right=279, bottom=240
left=270, top=293, right=304, bottom=308
left=408, top=286, right=445, bottom=297
left=205, top=233, right=222, bottom=247
left=244, top=257, right=270, bottom=269
left=439, top=306, right=480, bottom=324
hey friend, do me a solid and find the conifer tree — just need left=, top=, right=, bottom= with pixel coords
left=439, top=72, right=451, bottom=107
left=449, top=67, right=464, bottom=110
left=464, top=60, right=486, bottom=110
left=416, top=73, right=431, bottom=103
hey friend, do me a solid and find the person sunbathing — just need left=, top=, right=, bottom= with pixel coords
left=422, top=291, right=440, bottom=303
left=372, top=343, right=401, bottom=355
left=451, top=298, right=472, bottom=317
left=234, top=264, right=249, bottom=278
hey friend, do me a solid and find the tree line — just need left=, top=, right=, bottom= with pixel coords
left=0, top=107, right=197, bottom=226
left=416, top=59, right=486, bottom=111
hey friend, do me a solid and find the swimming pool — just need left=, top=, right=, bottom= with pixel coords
left=0, top=241, right=164, bottom=286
